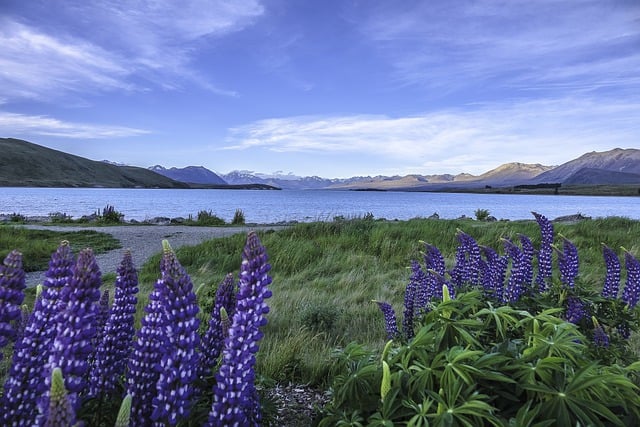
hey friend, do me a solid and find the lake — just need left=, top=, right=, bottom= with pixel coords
left=0, top=187, right=637, bottom=223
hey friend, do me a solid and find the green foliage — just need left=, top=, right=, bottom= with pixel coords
left=231, top=208, right=246, bottom=225
left=97, top=204, right=123, bottom=224
left=474, top=208, right=490, bottom=221
left=194, top=210, right=226, bottom=226
left=320, top=291, right=640, bottom=426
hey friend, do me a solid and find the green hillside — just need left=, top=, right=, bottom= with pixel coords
left=0, top=138, right=188, bottom=188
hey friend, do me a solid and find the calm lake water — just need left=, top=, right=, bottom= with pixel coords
left=0, top=187, right=637, bottom=223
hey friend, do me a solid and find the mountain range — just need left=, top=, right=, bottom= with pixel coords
left=1, top=137, right=639, bottom=191
left=151, top=148, right=640, bottom=190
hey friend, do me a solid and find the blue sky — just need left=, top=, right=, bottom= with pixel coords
left=1, top=0, right=639, bottom=178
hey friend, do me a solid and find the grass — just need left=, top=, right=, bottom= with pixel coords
left=3, top=215, right=639, bottom=389
left=132, top=215, right=640, bottom=387
left=0, top=225, right=121, bottom=272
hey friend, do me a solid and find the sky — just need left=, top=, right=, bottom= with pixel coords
left=1, top=0, right=639, bottom=178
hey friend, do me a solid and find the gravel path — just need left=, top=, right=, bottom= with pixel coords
left=21, top=224, right=287, bottom=287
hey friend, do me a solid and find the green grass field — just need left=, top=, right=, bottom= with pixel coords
left=133, top=216, right=640, bottom=386
left=3, top=216, right=639, bottom=389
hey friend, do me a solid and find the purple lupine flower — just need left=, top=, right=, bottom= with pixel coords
left=151, top=240, right=201, bottom=426
left=95, top=288, right=110, bottom=344
left=565, top=296, right=588, bottom=324
left=200, top=273, right=237, bottom=379
left=503, top=239, right=526, bottom=303
left=518, top=234, right=534, bottom=290
left=427, top=270, right=455, bottom=301
left=424, top=243, right=446, bottom=276
left=127, top=271, right=169, bottom=427
left=411, top=259, right=432, bottom=315
left=46, top=248, right=102, bottom=411
left=0, top=250, right=26, bottom=359
left=89, top=250, right=138, bottom=398
left=593, top=325, right=610, bottom=348
left=480, top=246, right=508, bottom=301
left=557, top=236, right=579, bottom=289
left=450, top=231, right=481, bottom=288
left=208, top=232, right=272, bottom=427
left=43, top=367, right=76, bottom=427
left=617, top=323, right=631, bottom=340
left=402, top=261, right=419, bottom=339
left=1, top=242, right=74, bottom=426
left=533, top=212, right=553, bottom=292
left=601, top=245, right=621, bottom=299
left=375, top=301, right=399, bottom=340
left=621, top=250, right=640, bottom=308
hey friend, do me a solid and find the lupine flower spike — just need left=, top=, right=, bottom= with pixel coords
left=0, top=250, right=26, bottom=359
left=126, top=264, right=169, bottom=426
left=592, top=316, right=609, bottom=348
left=200, top=273, right=237, bottom=379
left=601, top=245, right=621, bottom=299
left=89, top=250, right=139, bottom=398
left=374, top=301, right=399, bottom=340
left=502, top=239, right=526, bottom=303
left=46, top=248, right=102, bottom=411
left=621, top=249, right=640, bottom=309
left=151, top=240, right=201, bottom=426
left=450, top=230, right=481, bottom=288
left=556, top=236, right=579, bottom=289
left=0, top=242, right=74, bottom=426
left=208, top=232, right=272, bottom=427
left=532, top=212, right=553, bottom=292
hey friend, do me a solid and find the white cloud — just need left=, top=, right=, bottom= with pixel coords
left=0, top=1, right=264, bottom=101
left=225, top=97, right=640, bottom=174
left=0, top=21, right=133, bottom=101
left=361, top=1, right=640, bottom=93
left=0, top=112, right=149, bottom=139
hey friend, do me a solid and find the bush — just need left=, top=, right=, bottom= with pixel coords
left=98, top=204, right=123, bottom=224
left=474, top=208, right=490, bottom=221
left=196, top=210, right=225, bottom=226
left=231, top=209, right=246, bottom=225
left=319, top=212, right=640, bottom=426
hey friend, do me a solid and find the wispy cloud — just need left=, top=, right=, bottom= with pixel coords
left=0, top=112, right=149, bottom=139
left=0, top=0, right=264, bottom=101
left=360, top=1, right=640, bottom=95
left=225, top=97, right=640, bottom=174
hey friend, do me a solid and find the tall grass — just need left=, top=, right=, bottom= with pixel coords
left=0, top=226, right=121, bottom=271
left=132, top=216, right=640, bottom=387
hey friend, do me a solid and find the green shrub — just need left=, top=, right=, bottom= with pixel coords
left=196, top=210, right=225, bottom=226
left=319, top=214, right=640, bottom=426
left=474, top=208, right=490, bottom=221
left=320, top=290, right=640, bottom=426
left=98, top=204, right=123, bottom=223
left=232, top=208, right=246, bottom=225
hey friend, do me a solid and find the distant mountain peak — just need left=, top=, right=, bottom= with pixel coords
left=149, top=165, right=227, bottom=185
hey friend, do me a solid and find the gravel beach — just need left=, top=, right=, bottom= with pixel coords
left=21, top=224, right=287, bottom=287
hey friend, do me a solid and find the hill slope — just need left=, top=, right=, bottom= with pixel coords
left=532, top=148, right=640, bottom=183
left=0, top=138, right=188, bottom=188
left=563, top=167, right=640, bottom=185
